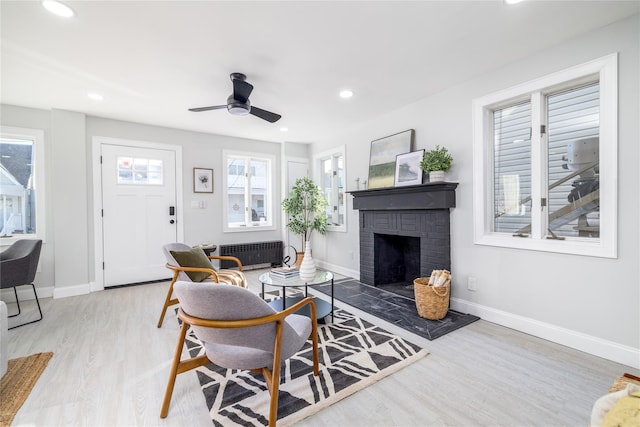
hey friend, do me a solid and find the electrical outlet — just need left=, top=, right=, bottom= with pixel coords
left=467, top=276, right=478, bottom=291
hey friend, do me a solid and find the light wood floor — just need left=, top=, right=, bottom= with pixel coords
left=5, top=269, right=639, bottom=426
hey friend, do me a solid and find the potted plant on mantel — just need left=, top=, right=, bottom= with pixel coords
left=281, top=177, right=328, bottom=281
left=420, top=145, right=453, bottom=182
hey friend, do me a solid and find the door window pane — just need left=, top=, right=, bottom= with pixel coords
left=117, top=157, right=163, bottom=185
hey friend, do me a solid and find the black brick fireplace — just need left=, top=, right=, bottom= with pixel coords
left=350, top=183, right=457, bottom=292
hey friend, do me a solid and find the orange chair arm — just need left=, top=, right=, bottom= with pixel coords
left=208, top=255, right=243, bottom=271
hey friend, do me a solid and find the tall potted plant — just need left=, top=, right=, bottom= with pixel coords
left=420, top=145, right=453, bottom=182
left=282, top=177, right=328, bottom=279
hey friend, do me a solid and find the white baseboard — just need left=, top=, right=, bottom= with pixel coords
left=451, top=297, right=640, bottom=370
left=1, top=285, right=54, bottom=300
left=53, top=283, right=92, bottom=299
left=315, top=260, right=359, bottom=281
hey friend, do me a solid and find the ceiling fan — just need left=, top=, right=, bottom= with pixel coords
left=188, top=73, right=282, bottom=123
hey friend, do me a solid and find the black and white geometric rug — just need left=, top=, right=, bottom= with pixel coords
left=182, top=309, right=428, bottom=426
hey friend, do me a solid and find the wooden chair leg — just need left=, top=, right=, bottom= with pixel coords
left=161, top=322, right=211, bottom=418
left=157, top=273, right=179, bottom=328
left=160, top=321, right=189, bottom=418
left=309, top=303, right=319, bottom=376
left=266, top=320, right=284, bottom=427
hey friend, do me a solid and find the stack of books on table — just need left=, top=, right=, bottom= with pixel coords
left=270, top=266, right=300, bottom=279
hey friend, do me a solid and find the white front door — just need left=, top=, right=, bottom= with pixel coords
left=100, top=143, right=178, bottom=287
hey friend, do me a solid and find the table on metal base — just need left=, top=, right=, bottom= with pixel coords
left=259, top=270, right=334, bottom=322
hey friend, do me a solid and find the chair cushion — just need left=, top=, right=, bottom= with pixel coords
left=169, top=247, right=213, bottom=282
left=204, top=342, right=274, bottom=370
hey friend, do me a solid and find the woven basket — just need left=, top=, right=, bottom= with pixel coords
left=414, top=277, right=450, bottom=320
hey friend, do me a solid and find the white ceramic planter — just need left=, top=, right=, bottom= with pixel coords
left=429, top=170, right=446, bottom=182
left=299, top=241, right=317, bottom=282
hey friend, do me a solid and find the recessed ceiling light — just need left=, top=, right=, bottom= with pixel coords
left=42, top=0, right=75, bottom=17
left=87, top=93, right=104, bottom=101
left=504, top=0, right=525, bottom=4
left=280, top=127, right=289, bottom=132
left=339, top=90, right=354, bottom=99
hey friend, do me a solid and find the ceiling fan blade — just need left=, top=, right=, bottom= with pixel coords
left=188, top=105, right=227, bottom=112
left=250, top=106, right=282, bottom=123
left=233, top=79, right=253, bottom=103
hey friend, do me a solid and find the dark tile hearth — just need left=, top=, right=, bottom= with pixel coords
left=314, top=278, right=480, bottom=340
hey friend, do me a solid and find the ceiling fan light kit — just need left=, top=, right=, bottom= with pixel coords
left=189, top=73, right=281, bottom=123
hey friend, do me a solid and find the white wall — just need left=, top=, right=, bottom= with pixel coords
left=0, top=105, right=55, bottom=297
left=0, top=107, right=284, bottom=295
left=313, top=15, right=640, bottom=367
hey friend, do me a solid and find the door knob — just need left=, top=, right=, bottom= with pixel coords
left=169, top=219, right=175, bottom=224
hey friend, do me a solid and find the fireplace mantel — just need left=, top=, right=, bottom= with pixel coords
left=349, top=182, right=458, bottom=211
left=349, top=182, right=458, bottom=287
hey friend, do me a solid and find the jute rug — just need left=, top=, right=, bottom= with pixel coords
left=0, top=352, right=53, bottom=427
left=182, top=309, right=428, bottom=426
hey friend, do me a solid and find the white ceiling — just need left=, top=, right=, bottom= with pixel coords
left=1, top=1, right=638, bottom=143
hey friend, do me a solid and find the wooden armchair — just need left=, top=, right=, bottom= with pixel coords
left=157, top=243, right=247, bottom=328
left=160, top=281, right=319, bottom=427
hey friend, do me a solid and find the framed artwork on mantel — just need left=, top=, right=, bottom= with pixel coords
left=394, top=150, right=424, bottom=187
left=193, top=168, right=213, bottom=193
left=368, top=129, right=414, bottom=189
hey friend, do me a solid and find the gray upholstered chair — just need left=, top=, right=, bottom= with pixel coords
left=157, top=242, right=248, bottom=327
left=160, top=281, right=319, bottom=427
left=0, top=239, right=43, bottom=329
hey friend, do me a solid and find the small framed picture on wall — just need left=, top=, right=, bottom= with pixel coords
left=193, top=168, right=213, bottom=193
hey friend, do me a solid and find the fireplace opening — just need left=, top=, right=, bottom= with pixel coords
left=374, top=234, right=420, bottom=298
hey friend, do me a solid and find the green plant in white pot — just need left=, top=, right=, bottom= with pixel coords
left=282, top=177, right=328, bottom=280
left=420, top=145, right=453, bottom=182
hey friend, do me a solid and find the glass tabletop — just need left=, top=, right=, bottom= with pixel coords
left=259, top=270, right=333, bottom=287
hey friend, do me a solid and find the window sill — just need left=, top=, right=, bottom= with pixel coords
left=474, top=233, right=616, bottom=259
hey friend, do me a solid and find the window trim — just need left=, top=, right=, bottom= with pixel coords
left=472, top=53, right=617, bottom=258
left=0, top=126, right=46, bottom=246
left=222, top=150, right=276, bottom=233
left=314, top=145, right=347, bottom=233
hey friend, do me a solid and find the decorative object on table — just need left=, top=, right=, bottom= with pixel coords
left=193, top=168, right=213, bottom=193
left=281, top=245, right=299, bottom=268
left=368, top=129, right=414, bottom=189
left=281, top=177, right=328, bottom=270
left=298, top=241, right=316, bottom=282
left=394, top=149, right=425, bottom=187
left=420, top=145, right=453, bottom=183
left=270, top=266, right=300, bottom=279
left=414, top=269, right=451, bottom=320
left=180, top=308, right=428, bottom=427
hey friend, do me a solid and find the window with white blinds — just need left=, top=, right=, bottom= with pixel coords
left=473, top=54, right=617, bottom=258
left=222, top=150, right=275, bottom=231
